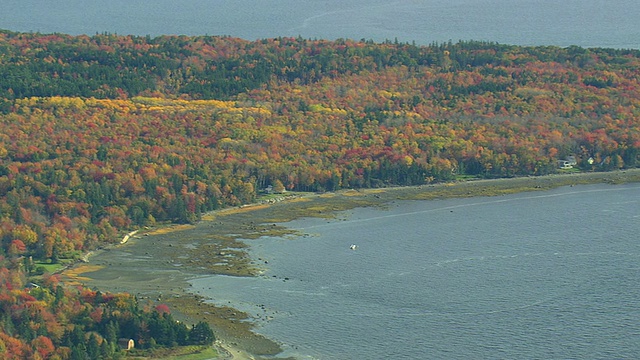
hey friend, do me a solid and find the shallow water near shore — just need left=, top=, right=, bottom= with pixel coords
left=191, top=183, right=640, bottom=359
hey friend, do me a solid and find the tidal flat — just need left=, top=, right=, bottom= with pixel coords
left=62, top=169, right=640, bottom=358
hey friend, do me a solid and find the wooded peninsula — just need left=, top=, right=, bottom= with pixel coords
left=0, top=30, right=639, bottom=359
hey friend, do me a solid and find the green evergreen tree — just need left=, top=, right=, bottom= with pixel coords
left=100, top=339, right=114, bottom=359
left=86, top=333, right=100, bottom=359
left=188, top=321, right=215, bottom=345
left=174, top=322, right=189, bottom=346
left=70, top=343, right=89, bottom=360
left=104, top=320, right=119, bottom=345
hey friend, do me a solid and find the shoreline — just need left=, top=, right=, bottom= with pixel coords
left=60, top=169, right=640, bottom=359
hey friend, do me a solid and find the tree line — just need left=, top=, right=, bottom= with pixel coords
left=0, top=30, right=639, bottom=358
left=0, top=270, right=214, bottom=359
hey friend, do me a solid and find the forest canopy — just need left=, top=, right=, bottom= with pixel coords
left=0, top=30, right=639, bottom=358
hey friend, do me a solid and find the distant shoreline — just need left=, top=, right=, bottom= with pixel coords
left=2, top=0, right=640, bottom=49
left=61, top=169, right=640, bottom=359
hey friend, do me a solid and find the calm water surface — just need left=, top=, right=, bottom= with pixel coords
left=191, top=183, right=640, bottom=359
left=1, top=0, right=639, bottom=48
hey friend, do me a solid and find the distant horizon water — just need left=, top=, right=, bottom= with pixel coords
left=1, top=0, right=639, bottom=48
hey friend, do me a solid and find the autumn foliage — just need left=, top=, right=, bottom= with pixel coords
left=0, top=30, right=639, bottom=357
left=0, top=270, right=213, bottom=359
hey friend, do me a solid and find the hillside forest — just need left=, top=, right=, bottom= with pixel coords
left=0, top=30, right=639, bottom=358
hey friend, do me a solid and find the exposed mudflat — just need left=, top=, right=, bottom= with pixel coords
left=62, top=169, right=640, bottom=358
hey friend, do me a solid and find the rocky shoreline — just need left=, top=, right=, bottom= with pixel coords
left=61, top=169, right=640, bottom=359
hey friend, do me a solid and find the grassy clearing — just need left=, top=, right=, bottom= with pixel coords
left=455, top=174, right=481, bottom=181
left=217, top=204, right=270, bottom=217
left=33, top=261, right=67, bottom=273
left=147, top=224, right=195, bottom=235
left=62, top=264, right=105, bottom=285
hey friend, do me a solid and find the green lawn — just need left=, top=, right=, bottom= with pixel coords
left=454, top=174, right=481, bottom=181
left=34, top=261, right=65, bottom=273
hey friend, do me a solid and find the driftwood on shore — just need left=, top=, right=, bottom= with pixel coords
left=120, top=230, right=139, bottom=245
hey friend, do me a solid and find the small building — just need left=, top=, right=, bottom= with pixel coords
left=558, top=160, right=573, bottom=169
left=25, top=282, right=40, bottom=291
left=558, top=156, right=578, bottom=169
left=118, top=338, right=135, bottom=351
left=565, top=156, right=577, bottom=166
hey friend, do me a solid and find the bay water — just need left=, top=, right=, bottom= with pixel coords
left=1, top=0, right=639, bottom=48
left=191, top=183, right=640, bottom=359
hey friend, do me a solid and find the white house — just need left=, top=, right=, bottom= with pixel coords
left=558, top=160, right=573, bottom=169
